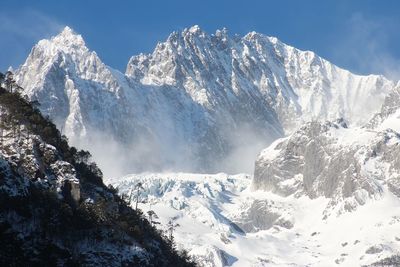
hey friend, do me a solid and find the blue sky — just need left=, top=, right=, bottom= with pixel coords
left=1, top=0, right=400, bottom=79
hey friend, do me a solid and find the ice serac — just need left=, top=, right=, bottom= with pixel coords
left=17, top=25, right=395, bottom=176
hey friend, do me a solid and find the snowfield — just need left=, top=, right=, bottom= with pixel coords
left=108, top=172, right=400, bottom=267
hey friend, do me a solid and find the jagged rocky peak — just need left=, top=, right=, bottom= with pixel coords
left=17, top=25, right=109, bottom=80
left=15, top=26, right=122, bottom=144
left=49, top=26, right=87, bottom=51
left=186, top=24, right=201, bottom=33
left=182, top=24, right=206, bottom=37
left=167, top=25, right=208, bottom=43
left=126, top=26, right=281, bottom=97
left=17, top=25, right=118, bottom=94
left=126, top=25, right=393, bottom=129
left=243, top=30, right=268, bottom=42
left=126, top=25, right=214, bottom=87
left=27, top=26, right=89, bottom=63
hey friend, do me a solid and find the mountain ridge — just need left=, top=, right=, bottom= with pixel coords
left=15, top=25, right=396, bottom=177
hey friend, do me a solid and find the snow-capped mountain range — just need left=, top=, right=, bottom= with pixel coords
left=15, top=26, right=396, bottom=177
left=13, top=25, right=400, bottom=266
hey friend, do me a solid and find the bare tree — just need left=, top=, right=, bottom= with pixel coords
left=167, top=219, right=180, bottom=244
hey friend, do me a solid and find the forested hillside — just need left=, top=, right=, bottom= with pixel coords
left=0, top=80, right=196, bottom=266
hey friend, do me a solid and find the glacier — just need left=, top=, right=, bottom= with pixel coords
left=109, top=171, right=400, bottom=267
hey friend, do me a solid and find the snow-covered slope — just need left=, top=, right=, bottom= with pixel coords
left=16, top=26, right=395, bottom=176
left=109, top=172, right=400, bottom=267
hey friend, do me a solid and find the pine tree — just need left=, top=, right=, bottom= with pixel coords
left=147, top=210, right=160, bottom=226
left=0, top=72, right=5, bottom=87
left=4, top=71, right=16, bottom=93
left=133, top=182, right=143, bottom=210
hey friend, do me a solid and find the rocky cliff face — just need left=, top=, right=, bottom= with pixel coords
left=368, top=84, right=400, bottom=131
left=253, top=114, right=400, bottom=216
left=253, top=77, right=400, bottom=206
left=15, top=26, right=395, bottom=176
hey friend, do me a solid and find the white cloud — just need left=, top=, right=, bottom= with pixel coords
left=332, top=12, right=400, bottom=80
